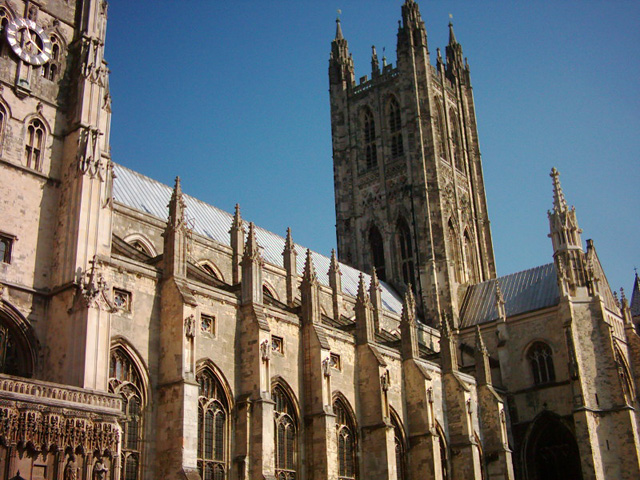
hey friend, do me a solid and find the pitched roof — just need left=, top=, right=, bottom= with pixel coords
left=112, top=164, right=404, bottom=315
left=459, top=263, right=559, bottom=328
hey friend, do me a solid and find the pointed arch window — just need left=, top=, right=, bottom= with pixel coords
left=363, top=109, right=377, bottom=170
left=392, top=414, right=406, bottom=480
left=0, top=104, right=6, bottom=154
left=42, top=35, right=61, bottom=81
left=0, top=8, right=10, bottom=55
left=436, top=425, right=451, bottom=480
left=334, top=398, right=357, bottom=480
left=434, top=99, right=447, bottom=161
left=273, top=385, right=297, bottom=479
left=447, top=219, right=462, bottom=283
left=463, top=229, right=478, bottom=284
left=25, top=118, right=45, bottom=171
left=0, top=314, right=33, bottom=378
left=449, top=109, right=464, bottom=172
left=527, top=342, right=555, bottom=385
left=197, top=368, right=229, bottom=480
left=369, top=226, right=386, bottom=282
left=397, top=218, right=414, bottom=288
left=388, top=97, right=404, bottom=158
left=109, top=347, right=146, bottom=480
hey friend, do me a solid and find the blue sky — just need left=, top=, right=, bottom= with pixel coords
left=106, top=1, right=639, bottom=296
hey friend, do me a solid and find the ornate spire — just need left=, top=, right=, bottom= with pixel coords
left=335, top=16, right=343, bottom=40
left=232, top=203, right=243, bottom=229
left=550, top=167, right=568, bottom=213
left=302, top=249, right=317, bottom=284
left=445, top=20, right=465, bottom=80
left=329, top=249, right=341, bottom=277
left=284, top=227, right=295, bottom=252
left=448, top=21, right=458, bottom=45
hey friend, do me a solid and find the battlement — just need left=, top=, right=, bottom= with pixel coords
left=352, top=64, right=399, bottom=96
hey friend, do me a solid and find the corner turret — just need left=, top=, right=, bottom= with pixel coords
left=329, top=17, right=355, bottom=87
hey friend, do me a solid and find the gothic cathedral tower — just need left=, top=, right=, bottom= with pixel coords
left=329, top=0, right=496, bottom=324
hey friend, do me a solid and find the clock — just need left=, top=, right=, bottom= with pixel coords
left=6, top=17, right=52, bottom=66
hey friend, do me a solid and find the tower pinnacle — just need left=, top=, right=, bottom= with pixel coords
left=335, top=17, right=343, bottom=40
left=550, top=167, right=568, bottom=213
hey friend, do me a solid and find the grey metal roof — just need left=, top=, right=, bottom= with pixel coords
left=460, top=263, right=559, bottom=328
left=112, top=164, right=404, bottom=315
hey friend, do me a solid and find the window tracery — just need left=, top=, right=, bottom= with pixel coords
left=25, top=118, right=45, bottom=171
left=334, top=398, right=356, bottom=480
left=434, top=99, right=448, bottom=161
left=109, top=347, right=146, bottom=480
left=392, top=414, right=406, bottom=480
left=363, top=109, right=377, bottom=170
left=397, top=218, right=414, bottom=288
left=449, top=109, right=464, bottom=172
left=42, top=35, right=61, bottom=81
left=388, top=97, right=403, bottom=158
left=527, top=342, right=555, bottom=385
left=273, top=384, right=297, bottom=480
left=197, top=368, right=229, bottom=480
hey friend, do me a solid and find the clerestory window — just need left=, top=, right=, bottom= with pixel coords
left=528, top=342, right=555, bottom=385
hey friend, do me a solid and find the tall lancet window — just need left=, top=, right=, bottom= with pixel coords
left=449, top=109, right=464, bottom=172
left=447, top=219, right=462, bottom=283
left=363, top=108, right=377, bottom=170
left=397, top=218, right=414, bottom=288
left=392, top=413, right=407, bottom=480
left=463, top=229, right=478, bottom=284
left=109, top=347, right=147, bottom=480
left=434, top=99, right=448, bottom=161
left=197, top=368, right=229, bottom=480
left=273, top=385, right=298, bottom=480
left=25, top=119, right=45, bottom=171
left=369, top=225, right=386, bottom=281
left=334, top=398, right=357, bottom=480
left=388, top=97, right=403, bottom=158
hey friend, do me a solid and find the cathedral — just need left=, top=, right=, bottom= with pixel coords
left=0, top=1, right=638, bottom=479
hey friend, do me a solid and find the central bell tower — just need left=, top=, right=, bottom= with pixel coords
left=329, top=0, right=496, bottom=325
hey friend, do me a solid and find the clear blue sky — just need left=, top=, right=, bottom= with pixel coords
left=106, top=1, right=639, bottom=296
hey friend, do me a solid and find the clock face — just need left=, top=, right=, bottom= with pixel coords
left=6, top=17, right=52, bottom=66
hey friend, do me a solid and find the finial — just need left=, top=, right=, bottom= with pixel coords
left=382, top=46, right=387, bottom=66
left=370, top=267, right=380, bottom=288
left=550, top=167, right=568, bottom=213
left=232, top=203, right=243, bottom=228
left=620, top=287, right=627, bottom=304
left=302, top=249, right=317, bottom=283
left=173, top=176, right=182, bottom=195
left=448, top=16, right=458, bottom=45
left=245, top=222, right=260, bottom=256
left=402, top=287, right=416, bottom=325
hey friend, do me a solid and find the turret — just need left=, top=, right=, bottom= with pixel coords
left=397, top=0, right=427, bottom=56
left=329, top=17, right=355, bottom=87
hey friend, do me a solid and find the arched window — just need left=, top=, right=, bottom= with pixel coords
left=449, top=109, right=464, bottom=172
left=363, top=109, right=377, bottom=170
left=447, top=219, right=462, bottom=283
left=201, top=263, right=220, bottom=280
left=0, top=314, right=33, bottom=378
left=434, top=99, right=447, bottom=161
left=0, top=104, right=6, bottom=151
left=197, top=368, right=229, bottom=480
left=391, top=414, right=406, bottom=480
left=109, top=347, right=147, bottom=480
left=397, top=218, right=414, bottom=288
left=42, top=35, right=61, bottom=81
left=463, top=229, right=478, bottom=284
left=273, top=384, right=297, bottom=480
left=388, top=97, right=403, bottom=158
left=369, top=225, right=386, bottom=281
left=25, top=119, right=45, bottom=171
left=0, top=8, right=10, bottom=55
left=436, top=425, right=450, bottom=480
left=334, top=398, right=357, bottom=480
left=527, top=342, right=555, bottom=385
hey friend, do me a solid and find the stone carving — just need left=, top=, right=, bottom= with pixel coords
left=322, top=357, right=332, bottom=378
left=381, top=369, right=391, bottom=392
left=92, top=457, right=109, bottom=480
left=184, top=315, right=196, bottom=339
left=260, top=339, right=271, bottom=362
left=71, top=256, right=114, bottom=313
left=64, top=454, right=79, bottom=480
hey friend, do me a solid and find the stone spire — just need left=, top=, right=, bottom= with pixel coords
left=369, top=267, right=382, bottom=333
left=446, top=21, right=465, bottom=80
left=229, top=204, right=245, bottom=284
left=335, top=16, right=343, bottom=40
left=551, top=167, right=568, bottom=213
left=355, top=274, right=375, bottom=344
left=371, top=45, right=380, bottom=77
left=282, top=228, right=298, bottom=306
left=448, top=21, right=458, bottom=45
left=241, top=222, right=263, bottom=305
left=163, top=176, right=188, bottom=279
left=631, top=272, right=640, bottom=328
left=302, top=248, right=317, bottom=286
left=401, top=288, right=420, bottom=360
left=475, top=326, right=492, bottom=385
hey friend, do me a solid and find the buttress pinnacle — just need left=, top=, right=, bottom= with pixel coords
left=335, top=17, right=343, bottom=40
left=302, top=249, right=317, bottom=284
left=550, top=167, right=568, bottom=213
